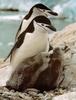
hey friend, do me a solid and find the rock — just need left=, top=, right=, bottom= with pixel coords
left=52, top=92, right=76, bottom=100
left=49, top=23, right=76, bottom=48
left=49, top=23, right=76, bottom=90
left=0, top=8, right=19, bottom=12
left=0, top=87, right=33, bottom=100
left=0, top=65, right=13, bottom=86
left=0, top=86, right=69, bottom=100
left=0, top=58, right=4, bottom=65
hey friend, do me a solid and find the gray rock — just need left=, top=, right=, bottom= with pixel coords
left=52, top=92, right=76, bottom=100
left=49, top=23, right=76, bottom=90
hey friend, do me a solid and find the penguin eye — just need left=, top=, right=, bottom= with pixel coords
left=42, top=9, right=45, bottom=12
left=39, top=9, right=45, bottom=12
left=41, top=23, right=44, bottom=26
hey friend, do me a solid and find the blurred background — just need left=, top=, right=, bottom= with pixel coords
left=0, top=0, right=76, bottom=58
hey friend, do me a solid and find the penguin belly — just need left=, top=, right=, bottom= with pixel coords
left=11, top=32, right=48, bottom=68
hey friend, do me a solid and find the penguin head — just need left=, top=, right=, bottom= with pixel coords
left=25, top=3, right=58, bottom=20
left=33, top=16, right=56, bottom=32
left=33, top=3, right=58, bottom=17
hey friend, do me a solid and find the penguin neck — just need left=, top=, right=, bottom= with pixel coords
left=28, top=13, right=37, bottom=22
left=34, top=26, right=48, bottom=36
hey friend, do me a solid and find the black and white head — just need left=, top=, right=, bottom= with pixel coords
left=33, top=16, right=56, bottom=33
left=24, top=3, right=58, bottom=20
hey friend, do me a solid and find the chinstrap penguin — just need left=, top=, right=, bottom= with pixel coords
left=15, top=3, right=58, bottom=40
left=4, top=16, right=56, bottom=72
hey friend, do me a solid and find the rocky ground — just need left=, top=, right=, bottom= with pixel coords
left=0, top=86, right=76, bottom=100
left=0, top=87, right=68, bottom=100
left=0, top=23, right=76, bottom=100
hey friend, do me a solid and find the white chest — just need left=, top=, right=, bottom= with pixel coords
left=11, top=28, right=49, bottom=68
left=24, top=30, right=48, bottom=51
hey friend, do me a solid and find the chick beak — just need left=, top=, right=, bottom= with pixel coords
left=48, top=11, right=58, bottom=16
left=46, top=25, right=56, bottom=31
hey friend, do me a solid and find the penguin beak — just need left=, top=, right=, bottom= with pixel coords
left=46, top=25, right=56, bottom=31
left=48, top=11, right=58, bottom=16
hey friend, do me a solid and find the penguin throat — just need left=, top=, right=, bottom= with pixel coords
left=35, top=26, right=47, bottom=34
left=36, top=23, right=47, bottom=32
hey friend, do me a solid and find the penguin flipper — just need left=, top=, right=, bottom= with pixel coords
left=15, top=21, right=22, bottom=40
left=4, top=43, right=16, bottom=62
left=4, top=31, right=25, bottom=62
